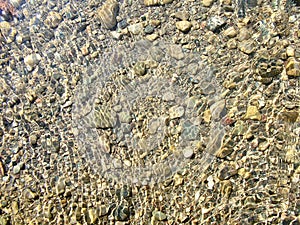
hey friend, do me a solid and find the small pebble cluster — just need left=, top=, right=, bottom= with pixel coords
left=0, top=0, right=299, bottom=224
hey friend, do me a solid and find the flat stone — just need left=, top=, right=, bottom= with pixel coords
left=176, top=21, right=192, bottom=33
left=244, top=105, right=261, bottom=120
left=128, top=23, right=144, bottom=35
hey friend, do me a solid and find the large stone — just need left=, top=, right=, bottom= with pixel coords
left=176, top=21, right=192, bottom=33
left=244, top=105, right=261, bottom=120
left=286, top=57, right=300, bottom=77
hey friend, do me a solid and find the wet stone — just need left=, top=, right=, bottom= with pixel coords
left=244, top=105, right=261, bottom=120
left=55, top=177, right=66, bottom=195
left=202, top=0, right=214, bottom=7
left=169, top=106, right=185, bottom=119
left=182, top=147, right=194, bottom=159
left=128, top=23, right=143, bottom=35
left=144, top=25, right=154, bottom=34
left=113, top=205, right=130, bottom=221
left=207, top=16, right=226, bottom=32
left=285, top=57, right=300, bottom=77
left=24, top=53, right=41, bottom=69
left=238, top=40, right=255, bottom=54
left=98, top=205, right=109, bottom=217
left=133, top=61, right=146, bottom=76
left=96, top=0, right=119, bottom=30
left=44, top=11, right=62, bottom=29
left=223, top=26, right=237, bottom=38
left=152, top=211, right=167, bottom=221
left=175, top=21, right=192, bottom=33
left=218, top=163, right=237, bottom=180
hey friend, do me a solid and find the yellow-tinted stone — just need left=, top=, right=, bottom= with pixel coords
left=286, top=57, right=300, bottom=77
left=244, top=105, right=261, bottom=120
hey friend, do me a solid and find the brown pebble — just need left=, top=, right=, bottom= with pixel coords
left=285, top=57, right=300, bottom=77
left=96, top=0, right=119, bottom=30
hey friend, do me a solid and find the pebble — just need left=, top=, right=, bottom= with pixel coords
left=220, top=180, right=232, bottom=198
left=175, top=21, right=192, bottom=33
left=183, top=147, right=194, bottom=159
left=227, top=39, right=237, bottom=49
left=0, top=21, right=17, bottom=43
left=13, top=162, right=23, bottom=174
left=128, top=23, right=144, bottom=35
left=237, top=27, right=250, bottom=41
left=258, top=140, right=270, bottom=151
left=144, top=24, right=154, bottom=34
left=167, top=44, right=184, bottom=60
left=24, top=53, right=41, bottom=70
left=232, top=121, right=248, bottom=136
left=146, top=33, right=159, bottom=41
left=238, top=168, right=251, bottom=179
left=118, top=19, right=128, bottom=29
left=206, top=16, right=226, bottom=32
left=98, top=205, right=108, bottom=217
left=44, top=11, right=62, bottom=29
left=203, top=109, right=211, bottom=123
left=207, top=175, right=214, bottom=189
left=244, top=105, right=261, bottom=120
left=202, top=0, right=214, bottom=7
left=218, top=163, right=237, bottom=180
left=169, top=106, right=185, bottom=119
left=86, top=208, right=98, bottom=224
left=133, top=61, right=146, bottom=76
left=223, top=26, right=237, bottom=38
left=113, top=205, right=130, bottom=221
left=96, top=0, right=119, bottom=30
left=11, top=201, right=18, bottom=214
left=286, top=46, right=295, bottom=57
left=285, top=57, right=300, bottom=77
left=144, top=0, right=173, bottom=6
left=29, top=134, right=38, bottom=145
left=23, top=189, right=36, bottom=200
left=55, top=177, right=66, bottom=195
left=110, top=30, right=122, bottom=40
left=238, top=40, right=255, bottom=54
left=172, top=11, right=189, bottom=21
left=174, top=173, right=184, bottom=186
left=152, top=211, right=167, bottom=221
